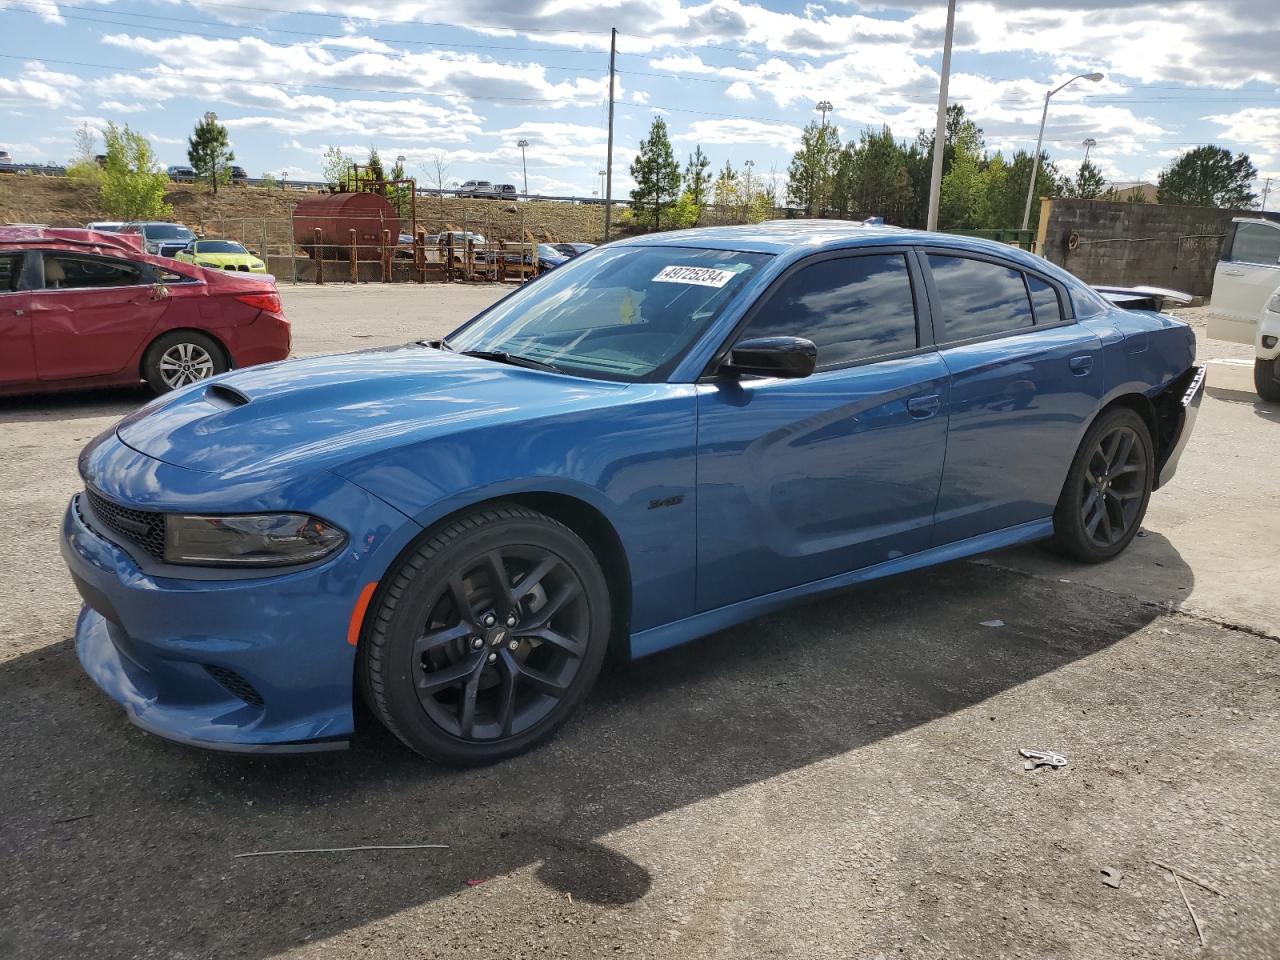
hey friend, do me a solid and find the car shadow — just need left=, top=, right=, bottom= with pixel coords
left=2, top=554, right=1190, bottom=959
left=0, top=386, right=150, bottom=425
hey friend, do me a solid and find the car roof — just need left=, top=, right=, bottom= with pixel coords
left=0, top=225, right=146, bottom=254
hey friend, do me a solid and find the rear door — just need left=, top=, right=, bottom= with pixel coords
left=1208, top=219, right=1280, bottom=343
left=923, top=249, right=1104, bottom=544
left=695, top=249, right=950, bottom=610
left=0, top=251, right=34, bottom=383
left=30, top=252, right=170, bottom=381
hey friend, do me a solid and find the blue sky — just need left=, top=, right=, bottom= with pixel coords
left=1, top=0, right=1278, bottom=208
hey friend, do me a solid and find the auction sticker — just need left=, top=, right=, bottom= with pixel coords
left=652, top=265, right=738, bottom=288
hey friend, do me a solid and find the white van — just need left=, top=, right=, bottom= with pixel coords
left=1207, top=217, right=1280, bottom=401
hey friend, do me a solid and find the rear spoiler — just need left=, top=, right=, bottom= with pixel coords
left=1093, top=285, right=1195, bottom=312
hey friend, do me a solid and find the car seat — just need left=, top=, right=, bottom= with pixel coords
left=43, top=257, right=67, bottom=289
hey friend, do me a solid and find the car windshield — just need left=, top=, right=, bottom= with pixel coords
left=538, top=244, right=562, bottom=258
left=197, top=240, right=247, bottom=254
left=446, top=245, right=771, bottom=382
left=146, top=224, right=195, bottom=240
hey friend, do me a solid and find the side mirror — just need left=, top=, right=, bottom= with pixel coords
left=722, top=336, right=817, bottom=379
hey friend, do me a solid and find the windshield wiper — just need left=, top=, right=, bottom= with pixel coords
left=460, top=349, right=560, bottom=373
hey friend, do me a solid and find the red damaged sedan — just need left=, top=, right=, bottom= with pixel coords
left=0, top=227, right=290, bottom=395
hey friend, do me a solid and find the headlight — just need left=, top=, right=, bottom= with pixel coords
left=1267, top=291, right=1280, bottom=314
left=197, top=260, right=218, bottom=267
left=163, top=513, right=347, bottom=567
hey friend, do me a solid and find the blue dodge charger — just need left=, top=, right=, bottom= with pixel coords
left=62, top=221, right=1204, bottom=765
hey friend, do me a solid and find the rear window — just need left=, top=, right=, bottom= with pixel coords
left=144, top=224, right=195, bottom=240
left=1028, top=276, right=1063, bottom=324
left=927, top=254, right=1035, bottom=341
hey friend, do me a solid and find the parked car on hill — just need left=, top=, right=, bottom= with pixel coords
left=497, top=184, right=519, bottom=200
left=1207, top=216, right=1280, bottom=401
left=60, top=221, right=1202, bottom=765
left=229, top=165, right=249, bottom=186
left=119, top=221, right=198, bottom=258
left=457, top=180, right=497, bottom=199
left=86, top=221, right=125, bottom=233
left=0, top=226, right=289, bottom=396
left=166, top=165, right=195, bottom=182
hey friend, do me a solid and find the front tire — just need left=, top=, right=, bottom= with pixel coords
left=1052, top=407, right=1154, bottom=563
left=360, top=504, right=611, bottom=766
left=1255, top=358, right=1280, bottom=403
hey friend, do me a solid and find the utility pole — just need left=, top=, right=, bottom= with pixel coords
left=1262, top=177, right=1274, bottom=211
left=925, top=0, right=956, bottom=232
left=517, top=139, right=530, bottom=196
left=604, top=27, right=617, bottom=242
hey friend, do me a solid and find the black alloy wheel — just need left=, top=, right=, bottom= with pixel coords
left=360, top=504, right=611, bottom=765
left=1079, top=423, right=1148, bottom=549
left=1052, top=406, right=1154, bottom=563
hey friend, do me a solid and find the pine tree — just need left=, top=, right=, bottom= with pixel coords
left=786, top=120, right=840, bottom=216
left=1157, top=146, right=1257, bottom=208
left=684, top=146, right=711, bottom=220
left=365, top=147, right=386, bottom=190
left=1059, top=159, right=1106, bottom=199
left=628, top=117, right=681, bottom=231
left=187, top=114, right=234, bottom=195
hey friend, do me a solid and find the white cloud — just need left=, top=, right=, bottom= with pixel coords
left=673, top=118, right=802, bottom=151
left=725, top=81, right=754, bottom=101
left=0, top=62, right=80, bottom=109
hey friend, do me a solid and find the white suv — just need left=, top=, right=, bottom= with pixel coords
left=1208, top=217, right=1280, bottom=401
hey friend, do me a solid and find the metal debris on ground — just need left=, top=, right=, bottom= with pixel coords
left=1100, top=867, right=1123, bottom=888
left=233, top=844, right=449, bottom=859
left=979, top=619, right=1005, bottom=627
left=1019, top=748, right=1068, bottom=771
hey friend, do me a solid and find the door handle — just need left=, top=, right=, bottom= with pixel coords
left=907, top=394, right=942, bottom=419
left=1069, top=355, right=1094, bottom=375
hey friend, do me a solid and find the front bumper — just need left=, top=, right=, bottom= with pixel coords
left=61, top=446, right=419, bottom=753
left=1155, top=364, right=1205, bottom=489
left=1257, top=308, right=1280, bottom=361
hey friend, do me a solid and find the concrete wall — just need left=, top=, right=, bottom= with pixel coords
left=1040, top=198, right=1279, bottom=297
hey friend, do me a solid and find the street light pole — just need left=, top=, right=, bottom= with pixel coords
left=1021, top=72, right=1105, bottom=231
left=1081, top=137, right=1096, bottom=165
left=597, top=169, right=606, bottom=199
left=604, top=26, right=618, bottom=241
left=815, top=100, right=833, bottom=128
left=925, top=0, right=956, bottom=232
left=516, top=139, right=529, bottom=196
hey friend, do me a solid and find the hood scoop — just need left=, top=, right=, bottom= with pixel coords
left=204, top=383, right=252, bottom=408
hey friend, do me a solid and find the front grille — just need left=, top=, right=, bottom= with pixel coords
left=85, top=488, right=167, bottom=560
left=204, top=665, right=265, bottom=706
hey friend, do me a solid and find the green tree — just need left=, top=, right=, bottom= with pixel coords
left=1157, top=145, right=1257, bottom=208
left=977, top=153, right=1009, bottom=227
left=683, top=146, right=711, bottom=221
left=187, top=114, right=234, bottom=195
left=713, top=160, right=739, bottom=214
left=981, top=149, right=1058, bottom=230
left=387, top=154, right=411, bottom=220
left=322, top=145, right=352, bottom=190
left=99, top=122, right=171, bottom=220
left=833, top=126, right=911, bottom=221
left=628, top=117, right=682, bottom=231
left=1059, top=159, right=1106, bottom=199
left=787, top=120, right=840, bottom=215
left=66, top=121, right=102, bottom=189
left=669, top=190, right=700, bottom=229
left=938, top=150, right=984, bottom=229
left=363, top=146, right=386, bottom=188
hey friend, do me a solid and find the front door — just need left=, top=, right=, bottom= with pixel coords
left=0, top=252, right=34, bottom=384
left=922, top=250, right=1106, bottom=544
left=30, top=252, right=169, bottom=381
left=1208, top=219, right=1280, bottom=344
left=695, top=250, right=949, bottom=611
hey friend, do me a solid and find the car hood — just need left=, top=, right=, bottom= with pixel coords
left=115, top=345, right=628, bottom=478
left=189, top=253, right=261, bottom=267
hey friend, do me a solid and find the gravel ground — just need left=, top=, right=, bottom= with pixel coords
left=1, top=287, right=1276, bottom=959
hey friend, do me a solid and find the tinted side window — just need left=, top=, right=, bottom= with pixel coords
left=43, top=254, right=143, bottom=290
left=742, top=254, right=918, bottom=368
left=1229, top=223, right=1280, bottom=266
left=0, top=253, right=21, bottom=292
left=927, top=254, right=1034, bottom=340
left=1027, top=276, right=1063, bottom=324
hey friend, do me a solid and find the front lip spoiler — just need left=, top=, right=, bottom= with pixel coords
left=126, top=707, right=350, bottom=754
left=1155, top=364, right=1205, bottom=489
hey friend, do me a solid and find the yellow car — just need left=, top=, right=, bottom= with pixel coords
left=174, top=239, right=268, bottom=274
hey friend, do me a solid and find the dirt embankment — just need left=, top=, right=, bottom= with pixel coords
left=0, top=176, right=607, bottom=249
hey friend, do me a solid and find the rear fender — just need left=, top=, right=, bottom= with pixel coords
left=1151, top=365, right=1206, bottom=489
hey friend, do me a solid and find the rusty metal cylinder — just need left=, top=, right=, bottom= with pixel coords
left=292, top=192, right=401, bottom=261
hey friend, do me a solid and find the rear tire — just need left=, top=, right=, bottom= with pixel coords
left=142, top=330, right=227, bottom=394
left=360, top=504, right=611, bottom=766
left=1255, top=358, right=1280, bottom=403
left=1052, top=406, right=1154, bottom=563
